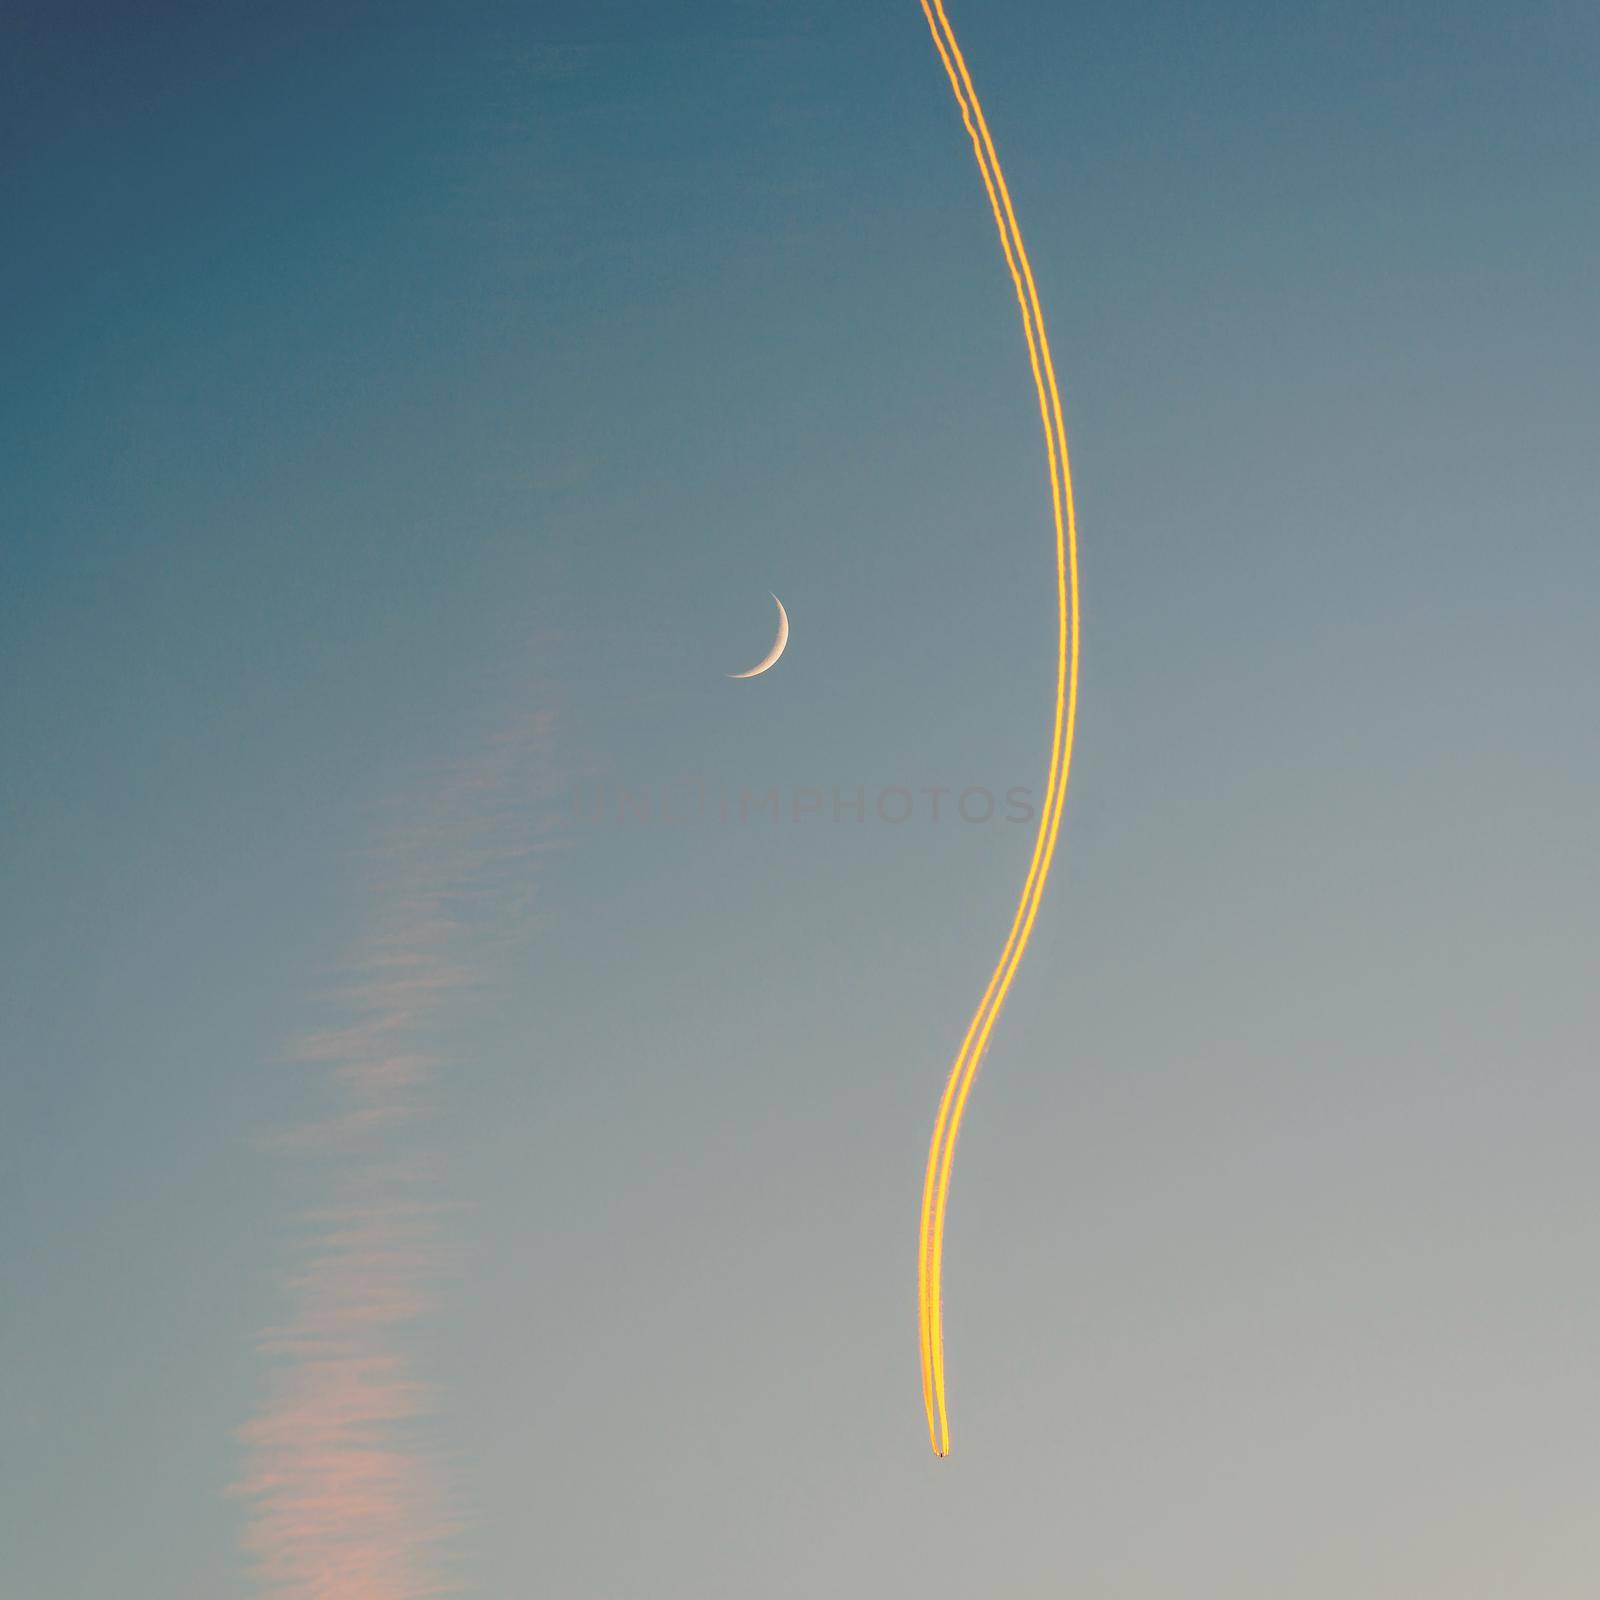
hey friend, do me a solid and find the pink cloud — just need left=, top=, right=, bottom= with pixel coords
left=236, top=710, right=560, bottom=1597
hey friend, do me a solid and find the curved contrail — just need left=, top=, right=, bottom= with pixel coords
left=915, top=0, right=1083, bottom=1459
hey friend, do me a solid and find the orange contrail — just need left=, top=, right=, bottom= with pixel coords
left=915, top=0, right=1083, bottom=1458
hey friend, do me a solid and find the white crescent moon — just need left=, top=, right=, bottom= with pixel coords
left=727, top=593, right=789, bottom=679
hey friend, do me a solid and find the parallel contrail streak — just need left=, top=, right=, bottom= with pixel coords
left=915, top=0, right=1083, bottom=1459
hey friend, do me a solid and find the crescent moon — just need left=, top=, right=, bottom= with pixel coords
left=727, top=593, right=789, bottom=679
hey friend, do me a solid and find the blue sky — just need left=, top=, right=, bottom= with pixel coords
left=4, top=1, right=1599, bottom=1594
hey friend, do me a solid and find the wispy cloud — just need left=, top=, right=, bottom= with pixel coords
left=236, top=708, right=564, bottom=1598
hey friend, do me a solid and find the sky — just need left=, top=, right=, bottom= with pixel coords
left=3, top=0, right=1599, bottom=1594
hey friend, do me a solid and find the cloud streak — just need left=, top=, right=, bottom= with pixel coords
left=236, top=708, right=564, bottom=1597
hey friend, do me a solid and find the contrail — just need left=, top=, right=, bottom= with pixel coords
left=914, top=0, right=1083, bottom=1458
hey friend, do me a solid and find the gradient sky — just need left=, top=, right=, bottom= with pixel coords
left=4, top=1, right=1599, bottom=1594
